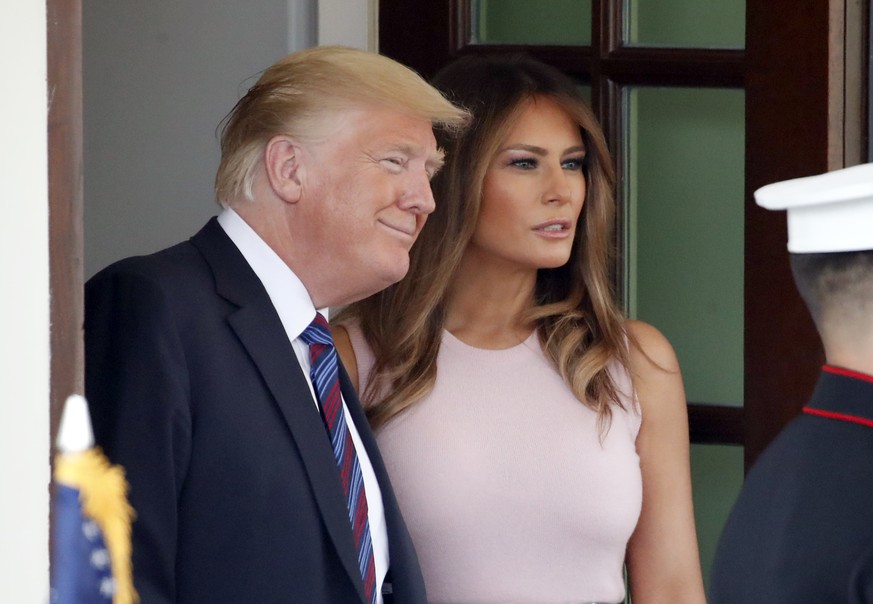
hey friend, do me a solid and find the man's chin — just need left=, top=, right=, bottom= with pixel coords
left=339, top=258, right=410, bottom=305
left=372, top=259, right=410, bottom=293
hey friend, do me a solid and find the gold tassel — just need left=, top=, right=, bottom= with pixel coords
left=55, top=448, right=139, bottom=604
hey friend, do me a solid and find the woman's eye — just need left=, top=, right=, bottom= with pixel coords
left=509, top=158, right=537, bottom=169
left=562, top=157, right=586, bottom=171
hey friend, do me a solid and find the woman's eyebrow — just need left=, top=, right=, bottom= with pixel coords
left=499, top=143, right=586, bottom=155
left=500, top=143, right=548, bottom=155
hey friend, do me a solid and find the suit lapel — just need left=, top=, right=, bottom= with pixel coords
left=191, top=219, right=366, bottom=602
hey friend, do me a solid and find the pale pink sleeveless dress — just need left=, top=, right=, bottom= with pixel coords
left=346, top=323, right=642, bottom=604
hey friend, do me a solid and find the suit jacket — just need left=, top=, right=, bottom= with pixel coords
left=85, top=218, right=426, bottom=604
left=709, top=366, right=873, bottom=603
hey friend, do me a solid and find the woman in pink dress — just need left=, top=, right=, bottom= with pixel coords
left=335, top=54, right=705, bottom=604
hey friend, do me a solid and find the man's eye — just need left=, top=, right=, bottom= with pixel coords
left=382, top=157, right=406, bottom=171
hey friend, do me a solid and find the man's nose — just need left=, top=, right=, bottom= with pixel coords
left=399, top=170, right=436, bottom=215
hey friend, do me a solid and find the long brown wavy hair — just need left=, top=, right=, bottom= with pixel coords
left=337, top=53, right=629, bottom=431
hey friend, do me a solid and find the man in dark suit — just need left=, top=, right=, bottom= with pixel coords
left=85, top=46, right=467, bottom=604
left=710, top=163, right=873, bottom=602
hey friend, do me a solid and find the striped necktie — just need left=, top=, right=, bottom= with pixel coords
left=300, top=313, right=377, bottom=604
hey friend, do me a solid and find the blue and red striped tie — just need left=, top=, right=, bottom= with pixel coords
left=300, top=313, right=377, bottom=604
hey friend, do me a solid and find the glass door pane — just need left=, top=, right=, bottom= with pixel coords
left=625, top=86, right=745, bottom=407
left=690, top=444, right=744, bottom=589
left=471, top=0, right=592, bottom=45
left=624, top=0, right=746, bottom=49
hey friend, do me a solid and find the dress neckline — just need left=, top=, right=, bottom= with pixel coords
left=441, top=328, right=539, bottom=353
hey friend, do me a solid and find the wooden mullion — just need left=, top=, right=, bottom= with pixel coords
left=601, top=0, right=625, bottom=55
left=445, top=44, right=593, bottom=77
left=452, top=0, right=471, bottom=51
left=688, top=404, right=744, bottom=446
left=602, top=48, right=745, bottom=87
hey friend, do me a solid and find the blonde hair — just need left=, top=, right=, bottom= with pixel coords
left=215, top=45, right=469, bottom=206
left=338, top=54, right=629, bottom=431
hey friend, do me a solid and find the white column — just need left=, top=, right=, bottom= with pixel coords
left=0, top=0, right=51, bottom=600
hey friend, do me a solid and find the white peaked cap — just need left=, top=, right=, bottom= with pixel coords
left=754, top=163, right=873, bottom=253
left=56, top=394, right=95, bottom=454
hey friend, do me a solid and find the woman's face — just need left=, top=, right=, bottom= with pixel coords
left=469, top=97, right=586, bottom=274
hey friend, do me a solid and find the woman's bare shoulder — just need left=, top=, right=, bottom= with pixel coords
left=624, top=319, right=686, bottom=418
left=625, top=319, right=681, bottom=374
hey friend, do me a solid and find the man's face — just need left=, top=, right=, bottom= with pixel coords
left=291, top=106, right=442, bottom=307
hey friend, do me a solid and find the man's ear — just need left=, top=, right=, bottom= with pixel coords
left=263, top=135, right=304, bottom=204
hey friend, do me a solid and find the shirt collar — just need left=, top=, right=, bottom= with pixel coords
left=217, top=208, right=320, bottom=340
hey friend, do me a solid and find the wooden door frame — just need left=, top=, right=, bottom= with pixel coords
left=47, top=0, right=83, bottom=448
left=744, top=0, right=867, bottom=466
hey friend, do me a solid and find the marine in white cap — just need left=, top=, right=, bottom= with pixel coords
left=756, top=162, right=873, bottom=253
left=710, top=163, right=873, bottom=603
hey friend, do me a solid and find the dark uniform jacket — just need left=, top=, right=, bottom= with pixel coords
left=85, top=218, right=426, bottom=604
left=710, top=365, right=873, bottom=603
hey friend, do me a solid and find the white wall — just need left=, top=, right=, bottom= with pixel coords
left=83, top=0, right=376, bottom=278
left=0, top=0, right=50, bottom=600
left=83, top=0, right=313, bottom=277
left=318, top=0, right=376, bottom=51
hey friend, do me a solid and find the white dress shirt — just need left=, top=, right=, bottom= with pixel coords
left=218, top=209, right=388, bottom=602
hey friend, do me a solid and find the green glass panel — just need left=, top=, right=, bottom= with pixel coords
left=577, top=84, right=592, bottom=106
left=473, top=0, right=592, bottom=46
left=690, top=444, right=744, bottom=591
left=625, top=0, right=745, bottom=49
left=625, top=86, right=744, bottom=407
